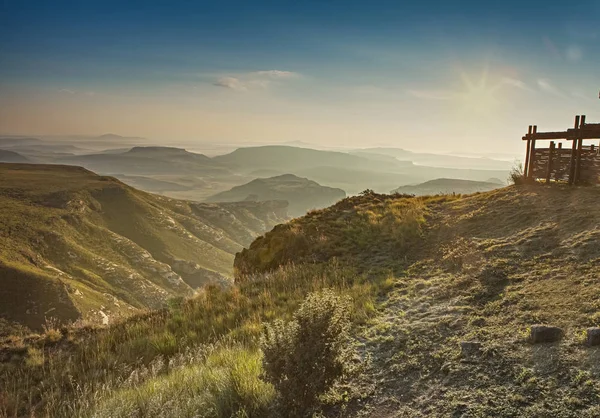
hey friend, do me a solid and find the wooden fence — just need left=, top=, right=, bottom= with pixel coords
left=522, top=115, right=600, bottom=185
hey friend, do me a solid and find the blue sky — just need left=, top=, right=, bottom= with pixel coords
left=1, top=0, right=599, bottom=153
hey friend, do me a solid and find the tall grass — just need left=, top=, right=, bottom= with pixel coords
left=0, top=262, right=387, bottom=417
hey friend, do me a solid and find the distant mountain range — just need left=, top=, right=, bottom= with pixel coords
left=0, top=139, right=514, bottom=208
left=391, top=178, right=505, bottom=195
left=206, top=174, right=346, bottom=217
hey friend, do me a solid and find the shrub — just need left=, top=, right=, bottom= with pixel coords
left=260, top=289, right=356, bottom=416
left=508, top=162, right=528, bottom=185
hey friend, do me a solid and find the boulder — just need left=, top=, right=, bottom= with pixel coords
left=587, top=327, right=600, bottom=346
left=460, top=341, right=482, bottom=357
left=529, top=325, right=563, bottom=343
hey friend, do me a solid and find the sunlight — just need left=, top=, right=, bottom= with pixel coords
left=455, top=66, right=503, bottom=116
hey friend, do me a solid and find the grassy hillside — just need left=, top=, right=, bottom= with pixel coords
left=236, top=185, right=600, bottom=416
left=0, top=163, right=287, bottom=332
left=2, top=184, right=600, bottom=417
left=390, top=177, right=504, bottom=195
left=206, top=174, right=346, bottom=217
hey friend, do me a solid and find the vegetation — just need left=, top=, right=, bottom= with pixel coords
left=0, top=163, right=287, bottom=331
left=3, top=182, right=600, bottom=417
left=261, top=289, right=356, bottom=416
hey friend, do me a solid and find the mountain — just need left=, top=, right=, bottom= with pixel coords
left=212, top=145, right=406, bottom=173
left=390, top=178, right=505, bottom=195
left=0, top=150, right=29, bottom=163
left=0, top=163, right=287, bottom=332
left=358, top=147, right=514, bottom=170
left=57, top=146, right=233, bottom=177
left=291, top=166, right=419, bottom=195
left=0, top=137, right=44, bottom=148
left=205, top=174, right=346, bottom=217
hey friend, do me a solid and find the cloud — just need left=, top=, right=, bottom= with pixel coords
left=214, top=76, right=247, bottom=91
left=254, top=70, right=299, bottom=79
left=59, top=88, right=76, bottom=94
left=407, top=89, right=455, bottom=101
left=501, top=77, right=532, bottom=92
left=537, top=79, right=566, bottom=98
left=213, top=69, right=300, bottom=91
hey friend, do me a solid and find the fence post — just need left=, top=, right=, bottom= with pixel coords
left=556, top=142, right=563, bottom=181
left=569, top=115, right=581, bottom=185
left=528, top=125, right=537, bottom=179
left=524, top=125, right=532, bottom=178
left=575, top=115, right=586, bottom=184
left=546, top=141, right=555, bottom=184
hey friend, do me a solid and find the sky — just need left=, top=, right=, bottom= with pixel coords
left=1, top=0, right=599, bottom=153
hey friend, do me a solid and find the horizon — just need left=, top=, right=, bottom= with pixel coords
left=1, top=0, right=599, bottom=155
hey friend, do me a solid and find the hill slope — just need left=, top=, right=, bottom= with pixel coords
left=206, top=174, right=346, bottom=216
left=4, top=185, right=600, bottom=417
left=391, top=177, right=504, bottom=195
left=0, top=163, right=287, bottom=331
left=236, top=185, right=600, bottom=416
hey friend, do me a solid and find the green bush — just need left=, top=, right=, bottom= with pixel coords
left=260, top=289, right=356, bottom=416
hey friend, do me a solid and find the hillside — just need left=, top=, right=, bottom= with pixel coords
left=236, top=185, right=600, bottom=416
left=0, top=163, right=287, bottom=332
left=0, top=150, right=29, bottom=163
left=3, top=185, right=600, bottom=417
left=390, top=177, right=504, bottom=195
left=206, top=174, right=346, bottom=217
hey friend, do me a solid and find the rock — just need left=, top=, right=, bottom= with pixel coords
left=460, top=341, right=482, bottom=357
left=529, top=325, right=563, bottom=343
left=586, top=327, right=600, bottom=346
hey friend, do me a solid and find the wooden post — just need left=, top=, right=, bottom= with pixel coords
left=575, top=115, right=586, bottom=184
left=556, top=142, right=563, bottom=181
left=528, top=125, right=537, bottom=179
left=546, top=141, right=555, bottom=184
left=569, top=115, right=580, bottom=185
left=524, top=125, right=532, bottom=178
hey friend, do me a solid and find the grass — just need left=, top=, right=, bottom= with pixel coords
left=0, top=259, right=392, bottom=417
left=3, top=182, right=600, bottom=417
left=90, top=344, right=274, bottom=418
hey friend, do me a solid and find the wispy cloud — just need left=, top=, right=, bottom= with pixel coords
left=214, top=77, right=247, bottom=91
left=59, top=88, right=76, bottom=94
left=254, top=70, right=299, bottom=79
left=213, top=69, right=300, bottom=91
left=537, top=79, right=565, bottom=97
left=501, top=77, right=532, bottom=92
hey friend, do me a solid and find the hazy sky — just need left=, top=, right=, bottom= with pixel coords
left=1, top=0, right=599, bottom=153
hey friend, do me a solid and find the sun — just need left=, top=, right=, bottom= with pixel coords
left=455, top=66, right=503, bottom=116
